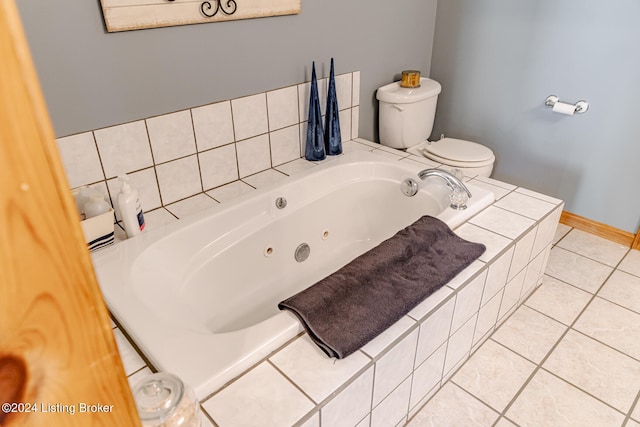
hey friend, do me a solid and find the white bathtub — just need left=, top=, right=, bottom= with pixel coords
left=92, top=150, right=494, bottom=399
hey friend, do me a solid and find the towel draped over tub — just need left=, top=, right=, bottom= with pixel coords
left=278, top=215, right=486, bottom=359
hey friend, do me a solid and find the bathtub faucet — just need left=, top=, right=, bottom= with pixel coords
left=417, top=169, right=472, bottom=199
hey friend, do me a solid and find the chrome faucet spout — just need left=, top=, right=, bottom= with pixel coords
left=417, top=168, right=472, bottom=198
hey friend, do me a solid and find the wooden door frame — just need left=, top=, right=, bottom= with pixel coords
left=0, top=0, right=140, bottom=425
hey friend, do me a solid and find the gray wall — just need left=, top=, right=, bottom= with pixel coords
left=17, top=0, right=437, bottom=142
left=431, top=0, right=640, bottom=233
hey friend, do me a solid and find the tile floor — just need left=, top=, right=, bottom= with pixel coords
left=408, top=224, right=640, bottom=427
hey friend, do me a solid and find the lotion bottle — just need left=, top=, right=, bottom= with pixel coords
left=117, top=175, right=145, bottom=238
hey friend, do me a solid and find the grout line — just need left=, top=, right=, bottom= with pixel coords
left=493, top=252, right=625, bottom=421
left=623, top=391, right=640, bottom=426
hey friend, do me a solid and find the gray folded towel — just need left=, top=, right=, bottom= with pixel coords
left=278, top=215, right=486, bottom=359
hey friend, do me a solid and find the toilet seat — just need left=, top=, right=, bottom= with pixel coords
left=417, top=138, right=495, bottom=167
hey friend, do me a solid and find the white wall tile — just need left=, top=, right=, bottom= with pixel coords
left=166, top=193, right=218, bottom=219
left=335, top=73, right=352, bottom=110
left=508, top=227, right=537, bottom=281
left=127, top=366, right=152, bottom=389
left=351, top=106, right=359, bottom=139
left=113, top=328, right=145, bottom=376
left=269, top=335, right=370, bottom=403
left=56, top=132, right=104, bottom=188
left=443, top=314, right=477, bottom=375
left=206, top=180, right=253, bottom=203
left=146, top=110, right=196, bottom=164
left=531, top=207, right=561, bottom=257
left=372, top=329, right=419, bottom=406
left=267, top=86, right=299, bottom=131
left=107, top=167, right=161, bottom=219
left=451, top=270, right=487, bottom=332
left=469, top=206, right=536, bottom=240
left=236, top=134, right=271, bottom=177
left=494, top=191, right=556, bottom=221
left=231, top=93, right=268, bottom=141
left=270, top=124, right=300, bottom=166
left=361, top=316, right=416, bottom=359
left=499, top=268, right=527, bottom=322
left=407, top=286, right=454, bottom=322
left=520, top=250, right=547, bottom=301
left=155, top=155, right=202, bottom=204
left=352, top=71, right=360, bottom=106
left=242, top=169, right=288, bottom=189
left=414, top=298, right=455, bottom=368
left=371, top=376, right=412, bottom=427
left=142, top=208, right=178, bottom=232
left=95, top=121, right=153, bottom=178
left=482, top=247, right=514, bottom=306
left=192, top=101, right=235, bottom=152
left=321, top=366, right=373, bottom=427
left=199, top=144, right=239, bottom=190
left=339, top=109, right=352, bottom=142
left=454, top=223, right=512, bottom=263
left=410, top=344, right=446, bottom=410
left=298, top=79, right=327, bottom=125
left=275, top=158, right=316, bottom=176
left=474, top=290, right=502, bottom=346
left=202, top=362, right=314, bottom=427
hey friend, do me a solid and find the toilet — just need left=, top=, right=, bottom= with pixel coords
left=376, top=77, right=495, bottom=177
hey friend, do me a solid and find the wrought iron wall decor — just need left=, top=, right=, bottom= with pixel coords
left=201, top=0, right=237, bottom=17
left=100, top=0, right=300, bottom=32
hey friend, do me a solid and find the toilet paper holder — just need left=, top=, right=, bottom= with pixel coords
left=544, top=95, right=589, bottom=114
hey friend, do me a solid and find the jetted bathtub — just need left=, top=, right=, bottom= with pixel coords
left=92, top=150, right=494, bottom=399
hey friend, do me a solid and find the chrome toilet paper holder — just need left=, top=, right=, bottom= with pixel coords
left=544, top=95, right=589, bottom=114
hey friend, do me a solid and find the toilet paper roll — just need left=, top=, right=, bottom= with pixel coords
left=552, top=101, right=576, bottom=116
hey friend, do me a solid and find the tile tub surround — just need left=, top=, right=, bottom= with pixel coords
left=410, top=230, right=640, bottom=427
left=107, top=143, right=564, bottom=426
left=55, top=71, right=361, bottom=222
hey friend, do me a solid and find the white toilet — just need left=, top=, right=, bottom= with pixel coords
left=376, top=77, right=495, bottom=177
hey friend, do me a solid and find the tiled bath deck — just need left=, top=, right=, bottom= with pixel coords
left=408, top=228, right=640, bottom=427
left=107, top=138, right=579, bottom=426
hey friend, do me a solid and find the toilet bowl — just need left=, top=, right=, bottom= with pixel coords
left=376, top=77, right=495, bottom=177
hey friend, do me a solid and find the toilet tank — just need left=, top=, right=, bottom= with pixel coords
left=376, top=77, right=442, bottom=149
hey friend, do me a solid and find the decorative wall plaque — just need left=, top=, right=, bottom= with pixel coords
left=100, top=0, right=301, bottom=32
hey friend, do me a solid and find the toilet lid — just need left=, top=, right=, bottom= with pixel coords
left=425, top=138, right=494, bottom=163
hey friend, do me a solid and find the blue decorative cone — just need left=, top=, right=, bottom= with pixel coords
left=305, top=62, right=326, bottom=161
left=325, top=58, right=342, bottom=155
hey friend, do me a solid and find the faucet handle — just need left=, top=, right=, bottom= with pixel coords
left=449, top=187, right=469, bottom=210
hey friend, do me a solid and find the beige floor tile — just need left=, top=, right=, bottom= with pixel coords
left=545, top=247, right=613, bottom=293
left=619, top=249, right=640, bottom=277
left=598, top=270, right=640, bottom=314
left=557, top=229, right=629, bottom=267
left=543, top=330, right=640, bottom=413
left=452, top=340, right=536, bottom=412
left=406, top=383, right=498, bottom=427
left=525, top=275, right=592, bottom=325
left=492, top=305, right=566, bottom=364
left=633, top=403, right=640, bottom=422
left=552, top=223, right=572, bottom=244
left=627, top=419, right=640, bottom=427
left=494, top=418, right=518, bottom=427
left=574, top=297, right=640, bottom=361
left=506, top=370, right=625, bottom=427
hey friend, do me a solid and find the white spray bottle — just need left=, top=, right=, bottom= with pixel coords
left=117, top=174, right=145, bottom=238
